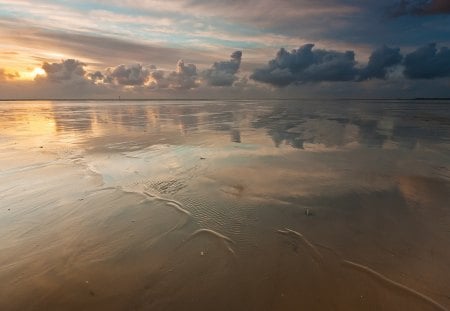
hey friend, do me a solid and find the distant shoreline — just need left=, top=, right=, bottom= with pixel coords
left=0, top=98, right=449, bottom=102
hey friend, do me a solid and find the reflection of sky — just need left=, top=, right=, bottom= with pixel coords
left=1, top=100, right=450, bottom=152
left=1, top=99, right=449, bottom=197
left=1, top=100, right=449, bottom=217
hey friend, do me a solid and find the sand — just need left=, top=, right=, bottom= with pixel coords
left=0, top=100, right=449, bottom=310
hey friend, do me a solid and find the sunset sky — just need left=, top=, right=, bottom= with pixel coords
left=1, top=0, right=450, bottom=99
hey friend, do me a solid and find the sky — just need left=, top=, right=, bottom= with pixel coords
left=0, top=0, right=450, bottom=99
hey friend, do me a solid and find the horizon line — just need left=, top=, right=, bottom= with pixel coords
left=1, top=97, right=450, bottom=102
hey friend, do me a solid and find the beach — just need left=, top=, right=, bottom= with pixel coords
left=1, top=99, right=449, bottom=310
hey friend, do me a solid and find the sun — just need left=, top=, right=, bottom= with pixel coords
left=16, top=67, right=47, bottom=80
left=32, top=67, right=46, bottom=77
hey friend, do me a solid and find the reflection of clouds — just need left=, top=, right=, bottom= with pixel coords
left=230, top=129, right=241, bottom=143
left=252, top=103, right=362, bottom=149
left=397, top=175, right=450, bottom=209
left=353, top=119, right=386, bottom=148
left=205, top=148, right=405, bottom=203
left=44, top=102, right=254, bottom=148
left=286, top=119, right=360, bottom=148
left=252, top=101, right=450, bottom=150
left=206, top=111, right=234, bottom=131
left=179, top=114, right=199, bottom=132
left=116, top=105, right=149, bottom=128
left=52, top=105, right=93, bottom=133
left=2, top=100, right=449, bottom=154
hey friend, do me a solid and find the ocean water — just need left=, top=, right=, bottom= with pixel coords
left=0, top=99, right=449, bottom=310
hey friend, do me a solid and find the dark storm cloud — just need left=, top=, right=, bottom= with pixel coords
left=252, top=43, right=450, bottom=86
left=403, top=43, right=450, bottom=79
left=390, top=0, right=450, bottom=16
left=203, top=51, right=242, bottom=86
left=40, top=59, right=86, bottom=82
left=105, top=64, right=150, bottom=86
left=250, top=44, right=357, bottom=86
left=358, top=45, right=403, bottom=81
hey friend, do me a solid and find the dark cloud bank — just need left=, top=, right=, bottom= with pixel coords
left=251, top=44, right=358, bottom=87
left=403, top=43, right=450, bottom=79
left=251, top=43, right=450, bottom=87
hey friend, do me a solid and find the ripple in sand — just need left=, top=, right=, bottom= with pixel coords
left=185, top=228, right=236, bottom=255
left=342, top=260, right=448, bottom=311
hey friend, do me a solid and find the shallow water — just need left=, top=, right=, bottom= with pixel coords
left=0, top=99, right=449, bottom=310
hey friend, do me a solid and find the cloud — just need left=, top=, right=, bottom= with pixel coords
left=38, top=52, right=244, bottom=91
left=150, top=60, right=199, bottom=90
left=87, top=71, right=105, bottom=83
left=358, top=45, right=403, bottom=80
left=403, top=43, right=450, bottom=79
left=390, top=0, right=450, bottom=16
left=110, top=51, right=244, bottom=91
left=0, top=59, right=113, bottom=99
left=0, top=20, right=219, bottom=72
left=202, top=51, right=242, bottom=86
left=39, top=59, right=86, bottom=83
left=250, top=44, right=357, bottom=86
left=251, top=43, right=450, bottom=85
left=105, top=64, right=150, bottom=86
left=168, top=60, right=198, bottom=89
left=2, top=0, right=450, bottom=77
left=0, top=68, right=19, bottom=81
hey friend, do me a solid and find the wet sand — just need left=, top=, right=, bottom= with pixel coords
left=0, top=100, right=449, bottom=310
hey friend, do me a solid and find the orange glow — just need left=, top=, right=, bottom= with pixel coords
left=33, top=67, right=46, bottom=77
left=17, top=67, right=46, bottom=80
